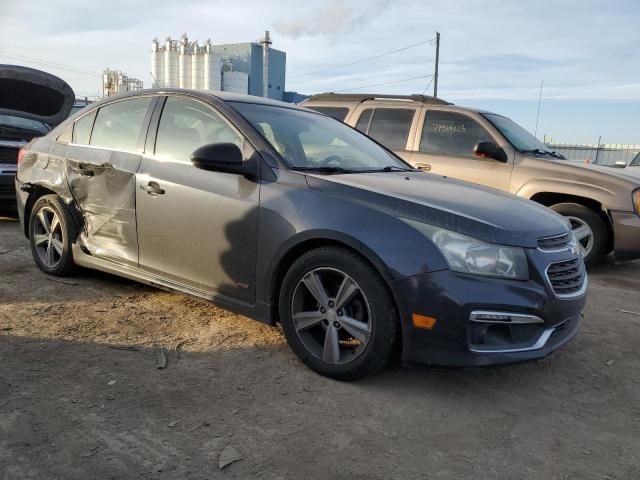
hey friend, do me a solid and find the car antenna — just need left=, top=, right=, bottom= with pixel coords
left=533, top=79, right=544, bottom=148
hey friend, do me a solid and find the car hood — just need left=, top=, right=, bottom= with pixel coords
left=306, top=171, right=569, bottom=248
left=0, top=65, right=74, bottom=127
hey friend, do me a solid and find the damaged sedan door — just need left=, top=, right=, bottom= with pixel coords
left=65, top=97, right=156, bottom=266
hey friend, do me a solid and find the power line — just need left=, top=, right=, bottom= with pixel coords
left=289, top=38, right=436, bottom=80
left=421, top=76, right=434, bottom=95
left=0, top=50, right=101, bottom=77
left=334, top=74, right=434, bottom=93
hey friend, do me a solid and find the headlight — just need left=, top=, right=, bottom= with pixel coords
left=403, top=219, right=529, bottom=280
left=633, top=189, right=640, bottom=214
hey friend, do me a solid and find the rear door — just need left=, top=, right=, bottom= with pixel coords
left=409, top=109, right=513, bottom=191
left=350, top=106, right=419, bottom=162
left=64, top=96, right=156, bottom=266
left=135, top=95, right=260, bottom=302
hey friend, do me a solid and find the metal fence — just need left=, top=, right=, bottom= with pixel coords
left=543, top=138, right=639, bottom=166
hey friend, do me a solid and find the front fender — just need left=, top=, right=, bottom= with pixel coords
left=516, top=178, right=616, bottom=208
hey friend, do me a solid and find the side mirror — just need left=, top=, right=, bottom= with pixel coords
left=473, top=141, right=508, bottom=163
left=190, top=143, right=244, bottom=174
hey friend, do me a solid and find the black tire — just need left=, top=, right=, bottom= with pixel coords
left=279, top=246, right=398, bottom=380
left=550, top=202, right=607, bottom=267
left=29, top=194, right=78, bottom=276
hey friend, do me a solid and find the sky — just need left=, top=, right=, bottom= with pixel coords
left=1, top=0, right=639, bottom=143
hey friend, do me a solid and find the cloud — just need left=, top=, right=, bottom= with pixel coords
left=274, top=0, right=389, bottom=38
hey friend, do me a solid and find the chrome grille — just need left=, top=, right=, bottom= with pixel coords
left=538, top=232, right=572, bottom=251
left=0, top=146, right=19, bottom=164
left=546, top=257, right=585, bottom=297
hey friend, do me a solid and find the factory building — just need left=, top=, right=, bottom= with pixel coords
left=151, top=31, right=286, bottom=100
left=102, top=69, right=143, bottom=97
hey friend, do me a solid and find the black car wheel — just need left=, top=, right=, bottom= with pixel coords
left=550, top=202, right=607, bottom=267
left=279, top=246, right=398, bottom=380
left=29, top=195, right=78, bottom=276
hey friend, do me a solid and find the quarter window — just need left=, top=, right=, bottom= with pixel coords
left=420, top=111, right=493, bottom=157
left=90, top=97, right=152, bottom=151
left=72, top=110, right=96, bottom=145
left=355, top=109, right=373, bottom=133
left=154, top=97, right=243, bottom=162
left=356, top=108, right=415, bottom=150
left=57, top=125, right=72, bottom=144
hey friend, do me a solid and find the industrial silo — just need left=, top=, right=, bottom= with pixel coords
left=151, top=38, right=165, bottom=87
left=178, top=35, right=192, bottom=89
left=164, top=38, right=178, bottom=88
left=203, top=40, right=222, bottom=91
left=191, top=42, right=203, bottom=90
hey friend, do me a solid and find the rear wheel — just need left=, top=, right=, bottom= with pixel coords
left=550, top=203, right=607, bottom=267
left=29, top=195, right=78, bottom=276
left=279, top=246, right=398, bottom=380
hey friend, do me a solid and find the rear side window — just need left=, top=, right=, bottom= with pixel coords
left=355, top=109, right=373, bottom=133
left=72, top=110, right=96, bottom=145
left=420, top=111, right=493, bottom=157
left=307, top=106, right=349, bottom=121
left=355, top=108, right=415, bottom=150
left=154, top=96, right=243, bottom=162
left=90, top=97, right=152, bottom=151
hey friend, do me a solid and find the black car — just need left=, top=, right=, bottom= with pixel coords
left=15, top=89, right=587, bottom=379
left=0, top=65, right=74, bottom=205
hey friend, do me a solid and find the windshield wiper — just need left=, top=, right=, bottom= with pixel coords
left=356, top=165, right=417, bottom=173
left=290, top=166, right=356, bottom=174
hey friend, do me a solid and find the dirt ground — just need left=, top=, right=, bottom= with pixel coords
left=1, top=209, right=639, bottom=480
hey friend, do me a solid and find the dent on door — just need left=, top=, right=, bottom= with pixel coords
left=65, top=147, right=141, bottom=266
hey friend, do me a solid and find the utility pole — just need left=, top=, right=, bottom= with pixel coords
left=433, top=31, right=440, bottom=98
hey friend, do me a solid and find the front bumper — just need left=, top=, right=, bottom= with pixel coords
left=393, top=259, right=586, bottom=368
left=611, top=211, right=640, bottom=260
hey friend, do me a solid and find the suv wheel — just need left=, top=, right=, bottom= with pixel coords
left=29, top=195, right=78, bottom=276
left=279, top=247, right=398, bottom=380
left=550, top=203, right=607, bottom=267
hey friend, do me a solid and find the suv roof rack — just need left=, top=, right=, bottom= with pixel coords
left=305, top=93, right=452, bottom=105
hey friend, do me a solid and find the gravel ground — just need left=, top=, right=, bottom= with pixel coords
left=1, top=209, right=639, bottom=479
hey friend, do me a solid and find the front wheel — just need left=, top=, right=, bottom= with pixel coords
left=29, top=195, right=78, bottom=276
left=279, top=247, right=398, bottom=380
left=550, top=203, right=607, bottom=267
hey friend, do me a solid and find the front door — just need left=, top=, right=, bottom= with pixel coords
left=136, top=96, right=260, bottom=303
left=409, top=109, right=513, bottom=191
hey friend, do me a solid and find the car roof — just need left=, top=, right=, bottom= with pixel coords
left=90, top=88, right=309, bottom=111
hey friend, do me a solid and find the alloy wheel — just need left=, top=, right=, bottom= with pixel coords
left=567, top=215, right=594, bottom=257
left=291, top=267, right=372, bottom=365
left=33, top=206, right=64, bottom=268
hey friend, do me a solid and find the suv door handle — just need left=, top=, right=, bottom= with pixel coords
left=415, top=162, right=431, bottom=171
left=140, top=181, right=165, bottom=195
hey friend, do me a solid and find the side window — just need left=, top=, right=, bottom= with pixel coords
left=420, top=111, right=493, bottom=157
left=355, top=109, right=373, bottom=133
left=56, top=125, right=72, bottom=144
left=367, top=109, right=415, bottom=150
left=155, top=97, right=243, bottom=162
left=307, top=106, right=349, bottom=121
left=90, top=97, right=152, bottom=151
left=72, top=110, right=96, bottom=145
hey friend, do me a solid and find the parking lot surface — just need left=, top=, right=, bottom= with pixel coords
left=1, top=211, right=639, bottom=479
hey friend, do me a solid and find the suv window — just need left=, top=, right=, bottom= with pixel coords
left=420, top=111, right=493, bottom=157
left=72, top=110, right=96, bottom=145
left=355, top=109, right=373, bottom=133
left=355, top=108, right=415, bottom=150
left=307, top=106, right=349, bottom=121
left=155, top=96, right=243, bottom=162
left=90, top=97, right=152, bottom=151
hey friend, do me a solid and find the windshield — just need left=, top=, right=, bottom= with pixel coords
left=230, top=102, right=411, bottom=172
left=0, top=114, right=50, bottom=134
left=483, top=113, right=551, bottom=154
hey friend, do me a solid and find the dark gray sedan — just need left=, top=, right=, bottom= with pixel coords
left=15, top=90, right=586, bottom=379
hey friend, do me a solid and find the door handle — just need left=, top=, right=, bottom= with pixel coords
left=415, top=163, right=431, bottom=171
left=140, top=181, right=165, bottom=195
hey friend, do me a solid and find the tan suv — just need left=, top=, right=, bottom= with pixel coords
left=302, top=93, right=640, bottom=266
